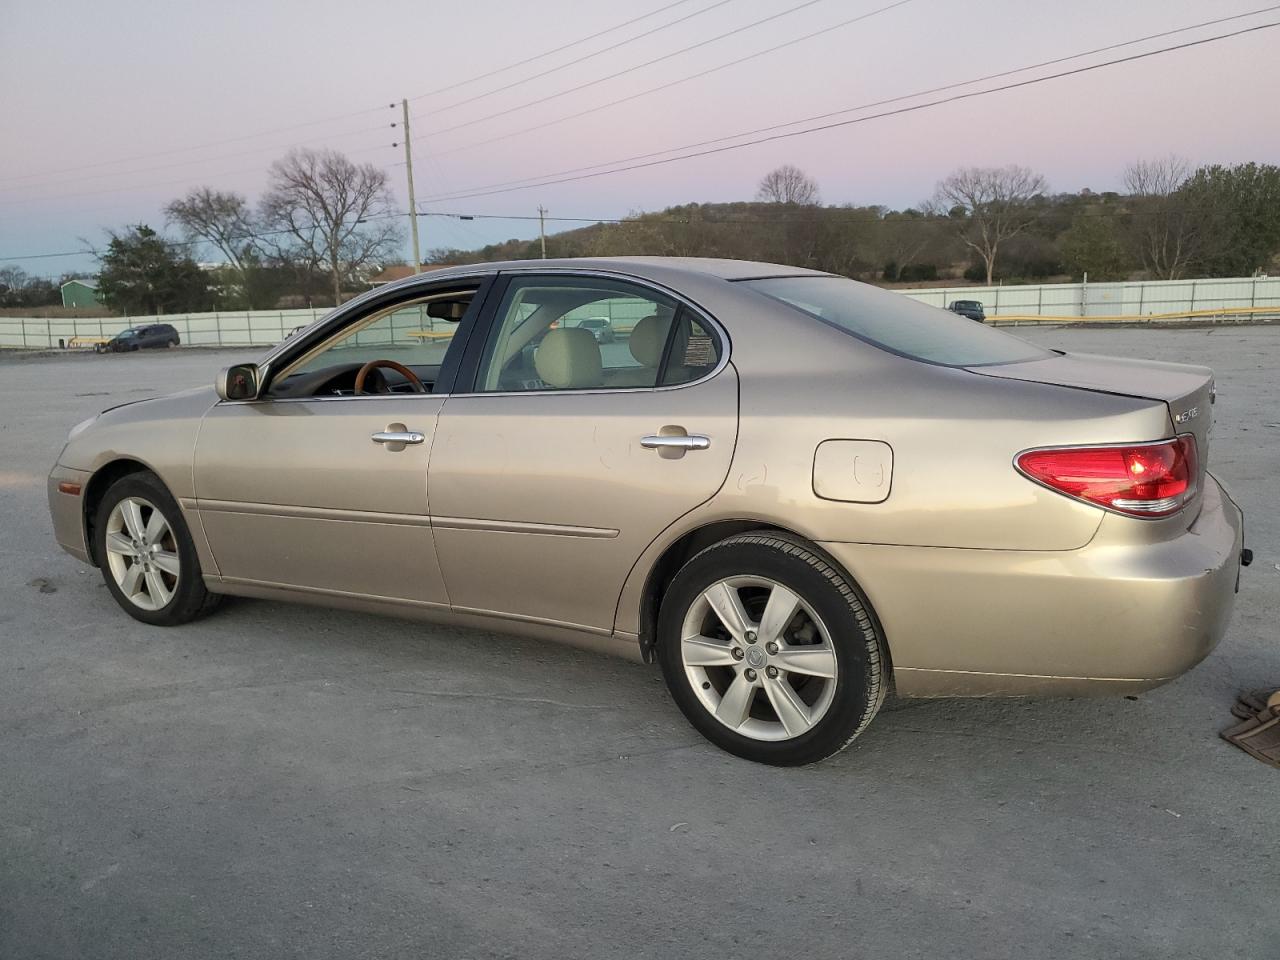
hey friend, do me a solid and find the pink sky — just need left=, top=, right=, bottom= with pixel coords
left=2, top=0, right=1278, bottom=275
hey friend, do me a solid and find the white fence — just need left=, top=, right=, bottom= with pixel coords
left=901, top=275, right=1280, bottom=319
left=2, top=275, right=1278, bottom=350
left=0, top=308, right=328, bottom=350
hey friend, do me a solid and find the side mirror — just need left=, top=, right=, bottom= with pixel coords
left=215, top=363, right=260, bottom=401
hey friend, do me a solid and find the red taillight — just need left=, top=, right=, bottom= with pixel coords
left=1015, top=435, right=1198, bottom=518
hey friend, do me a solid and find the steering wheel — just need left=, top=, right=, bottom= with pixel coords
left=354, top=359, right=426, bottom=395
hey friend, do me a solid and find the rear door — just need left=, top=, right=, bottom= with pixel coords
left=427, top=272, right=738, bottom=633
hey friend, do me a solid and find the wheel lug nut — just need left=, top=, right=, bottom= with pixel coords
left=765, top=641, right=778, bottom=655
left=745, top=668, right=758, bottom=682
left=745, top=630, right=757, bottom=643
left=731, top=647, right=745, bottom=661
left=766, top=666, right=779, bottom=679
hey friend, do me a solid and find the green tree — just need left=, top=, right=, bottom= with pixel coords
left=1060, top=213, right=1130, bottom=281
left=96, top=225, right=213, bottom=315
left=1181, top=162, right=1280, bottom=276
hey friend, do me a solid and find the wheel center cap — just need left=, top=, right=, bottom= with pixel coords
left=745, top=646, right=767, bottom=669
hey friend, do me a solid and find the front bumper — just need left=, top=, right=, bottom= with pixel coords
left=48, top=464, right=93, bottom=564
left=820, top=474, right=1245, bottom=697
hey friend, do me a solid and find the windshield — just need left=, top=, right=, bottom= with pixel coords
left=742, top=276, right=1048, bottom=367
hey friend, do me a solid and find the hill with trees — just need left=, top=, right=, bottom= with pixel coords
left=22, top=153, right=1274, bottom=318
left=426, top=159, right=1280, bottom=287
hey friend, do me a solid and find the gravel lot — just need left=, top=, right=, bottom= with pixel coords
left=2, top=325, right=1277, bottom=960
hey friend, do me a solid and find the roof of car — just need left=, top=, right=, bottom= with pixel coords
left=392, top=257, right=830, bottom=287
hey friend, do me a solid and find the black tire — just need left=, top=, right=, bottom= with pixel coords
left=657, top=532, right=887, bottom=766
left=94, top=471, right=221, bottom=626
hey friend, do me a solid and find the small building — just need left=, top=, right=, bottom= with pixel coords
left=61, top=278, right=101, bottom=308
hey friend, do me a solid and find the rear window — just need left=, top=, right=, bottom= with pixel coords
left=742, top=276, right=1049, bottom=367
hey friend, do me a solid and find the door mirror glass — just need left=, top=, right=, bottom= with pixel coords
left=216, top=363, right=260, bottom=401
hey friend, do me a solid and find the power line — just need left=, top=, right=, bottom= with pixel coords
left=0, top=9, right=761, bottom=201
left=3, top=122, right=390, bottom=196
left=0, top=106, right=390, bottom=187
left=6, top=17, right=1275, bottom=264
left=412, top=0, right=740, bottom=115
left=418, top=205, right=1224, bottom=228
left=0, top=1, right=710, bottom=188
left=423, top=3, right=1280, bottom=185
left=0, top=210, right=409, bottom=264
left=424, top=0, right=915, bottom=162
left=0, top=199, right=1241, bottom=264
left=418, top=20, right=1280, bottom=203
left=0, top=138, right=399, bottom=209
left=419, top=0, right=835, bottom=139
left=406, top=0, right=705, bottom=102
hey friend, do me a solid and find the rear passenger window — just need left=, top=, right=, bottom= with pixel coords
left=660, top=314, right=722, bottom=386
left=474, top=276, right=722, bottom=392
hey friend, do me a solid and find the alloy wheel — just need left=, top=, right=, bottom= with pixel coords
left=103, top=496, right=180, bottom=611
left=680, top=576, right=838, bottom=741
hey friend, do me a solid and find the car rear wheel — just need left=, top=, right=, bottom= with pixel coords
left=95, top=472, right=220, bottom=626
left=657, top=532, right=887, bottom=765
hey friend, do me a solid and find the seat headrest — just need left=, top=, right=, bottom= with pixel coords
left=534, top=327, right=602, bottom=389
left=629, top=314, right=667, bottom=367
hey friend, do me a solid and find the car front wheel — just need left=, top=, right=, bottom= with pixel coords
left=657, top=532, right=888, bottom=765
left=95, top=472, right=221, bottom=626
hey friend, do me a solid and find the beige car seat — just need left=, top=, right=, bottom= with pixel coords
left=628, top=314, right=668, bottom=369
left=534, top=327, right=603, bottom=389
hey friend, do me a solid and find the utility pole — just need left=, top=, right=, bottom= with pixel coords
left=538, top=205, right=548, bottom=259
left=401, top=99, right=422, bottom=273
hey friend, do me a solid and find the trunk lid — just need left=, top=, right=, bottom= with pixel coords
left=969, top=350, right=1214, bottom=491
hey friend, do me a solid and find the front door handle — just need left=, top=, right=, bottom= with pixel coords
left=640, top=434, right=710, bottom=451
left=371, top=430, right=426, bottom=445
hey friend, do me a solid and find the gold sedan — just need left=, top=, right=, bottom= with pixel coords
left=47, top=259, right=1247, bottom=765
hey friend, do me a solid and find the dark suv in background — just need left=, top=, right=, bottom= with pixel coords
left=98, top=323, right=181, bottom=352
left=947, top=300, right=986, bottom=322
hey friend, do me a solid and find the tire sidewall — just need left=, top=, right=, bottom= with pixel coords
left=95, top=473, right=204, bottom=626
left=657, top=537, right=878, bottom=765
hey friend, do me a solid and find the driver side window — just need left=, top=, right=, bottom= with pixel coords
left=271, top=288, right=476, bottom=397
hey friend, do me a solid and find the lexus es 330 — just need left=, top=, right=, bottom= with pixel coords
left=48, top=258, right=1247, bottom=764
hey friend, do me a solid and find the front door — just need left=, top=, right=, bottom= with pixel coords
left=428, top=273, right=738, bottom=633
left=193, top=285, right=483, bottom=607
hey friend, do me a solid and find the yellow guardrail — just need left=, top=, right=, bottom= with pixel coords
left=990, top=305, right=1280, bottom=324
left=68, top=335, right=111, bottom=347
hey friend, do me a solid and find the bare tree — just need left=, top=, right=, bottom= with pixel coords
left=931, top=165, right=1047, bottom=284
left=757, top=165, right=820, bottom=205
left=165, top=188, right=259, bottom=291
left=166, top=188, right=256, bottom=267
left=259, top=148, right=401, bottom=305
left=1122, top=155, right=1198, bottom=279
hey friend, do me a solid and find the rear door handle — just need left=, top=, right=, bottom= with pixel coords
left=640, top=434, right=710, bottom=451
left=371, top=431, right=425, bottom=445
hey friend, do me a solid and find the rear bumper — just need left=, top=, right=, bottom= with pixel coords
left=819, top=474, right=1244, bottom=697
left=48, top=464, right=92, bottom=564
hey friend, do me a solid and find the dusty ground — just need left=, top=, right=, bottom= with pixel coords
left=1, top=326, right=1277, bottom=959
